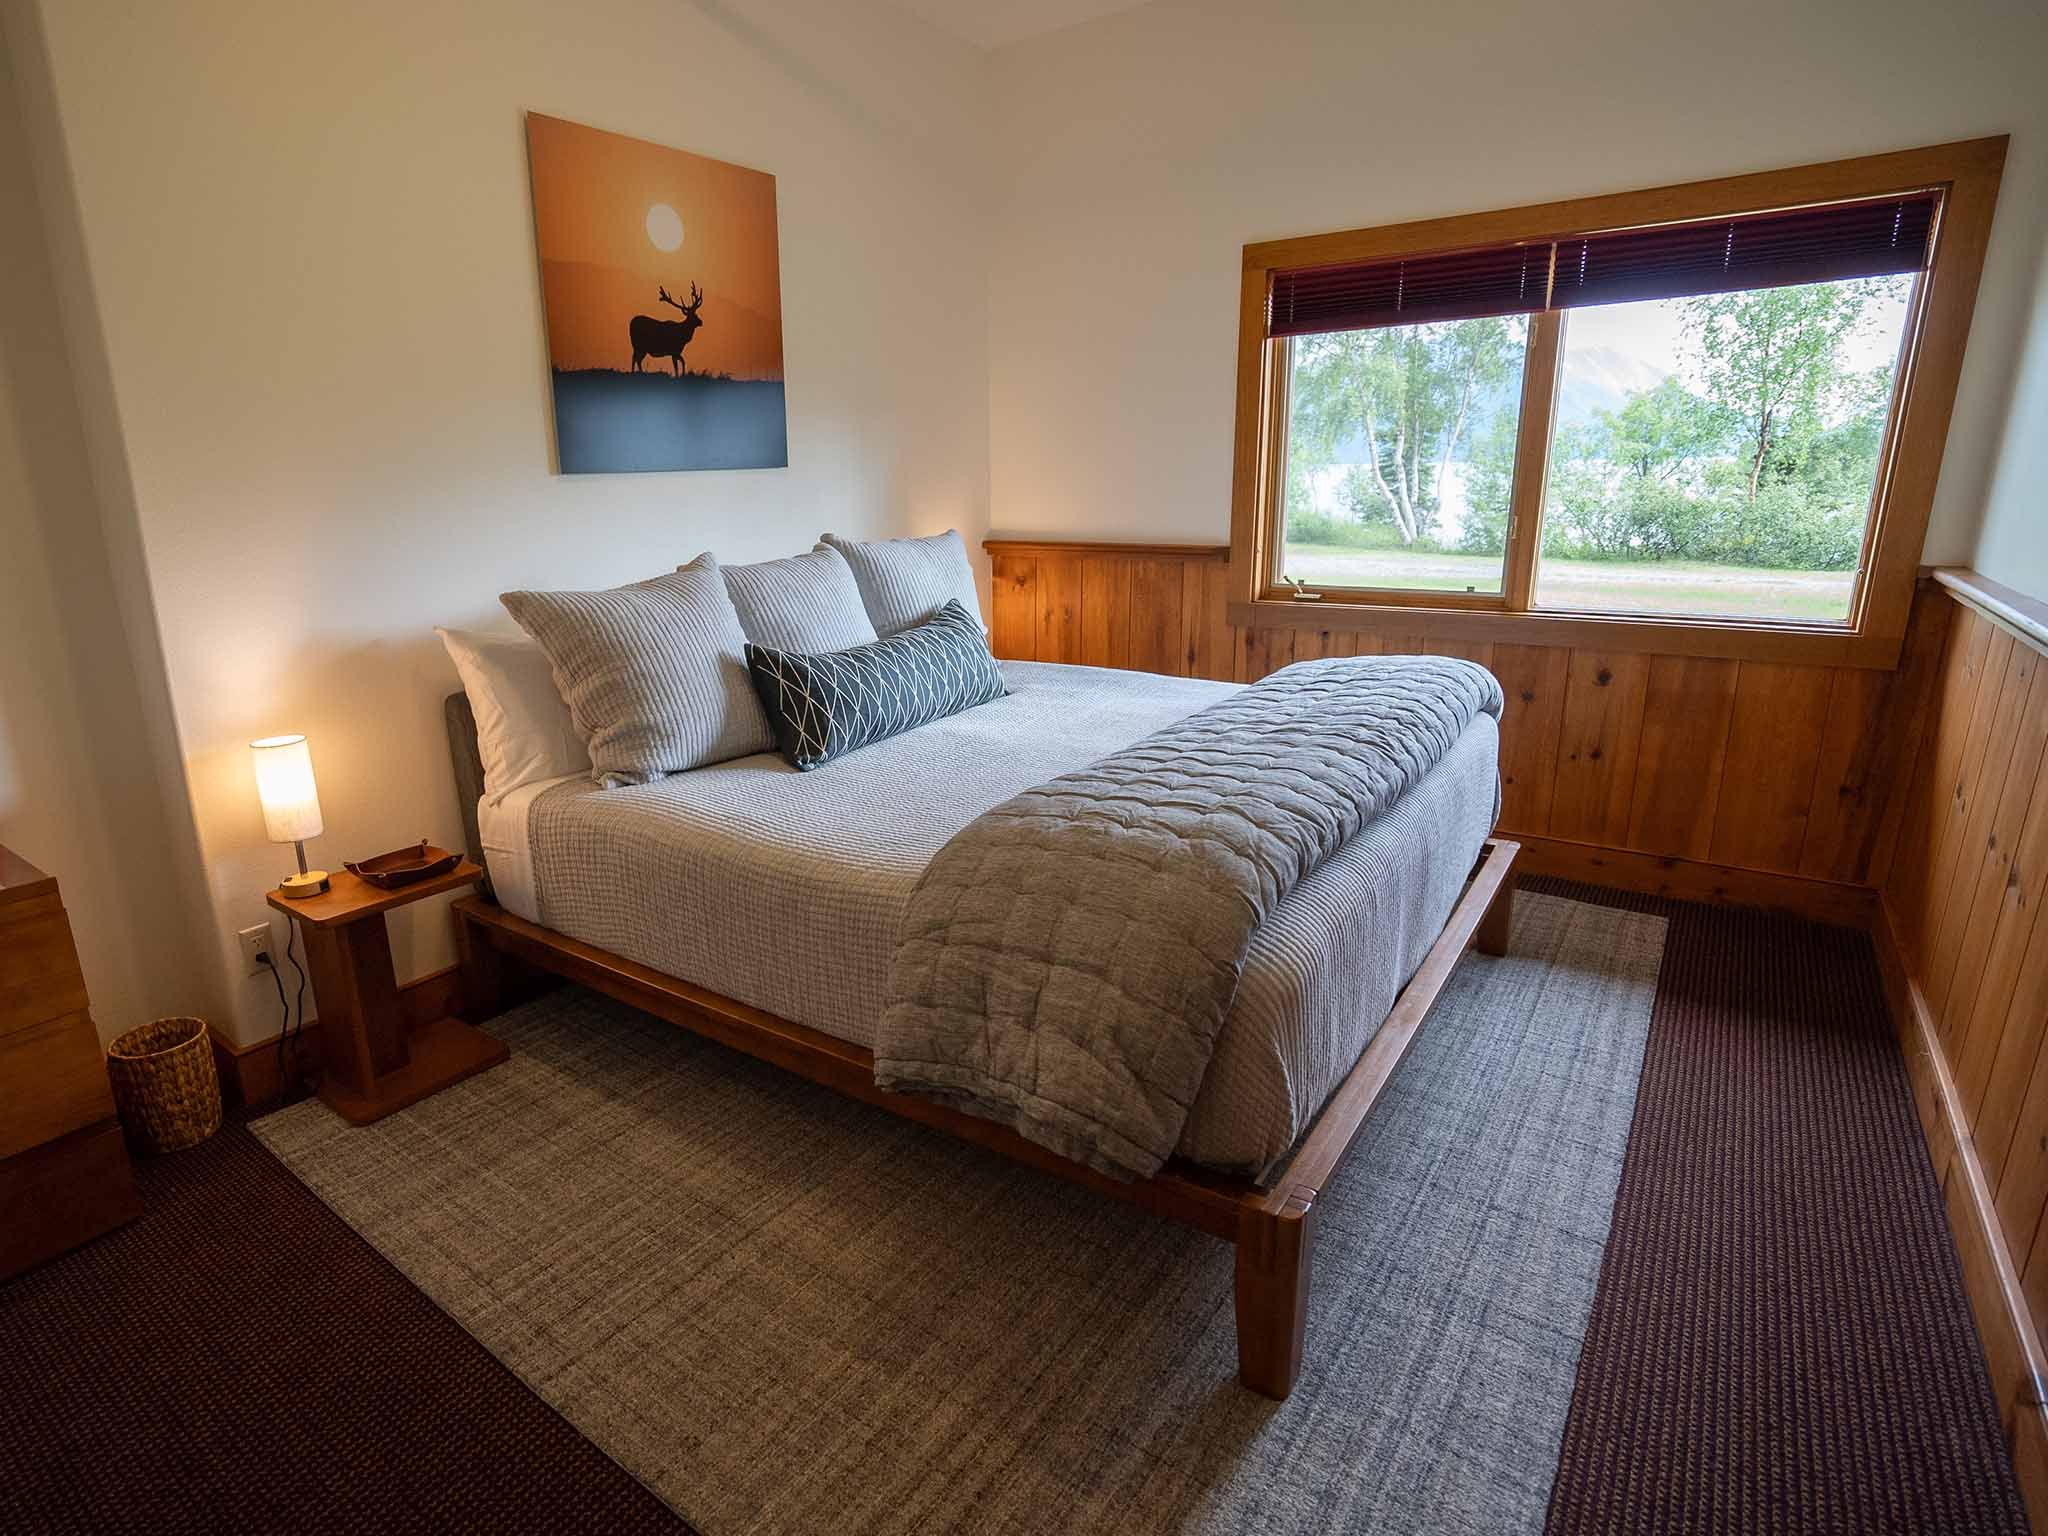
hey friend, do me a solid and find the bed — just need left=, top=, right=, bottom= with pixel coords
left=447, top=658, right=1517, bottom=1398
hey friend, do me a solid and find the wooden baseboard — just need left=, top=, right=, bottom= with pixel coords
left=1871, top=898, right=2048, bottom=1513
left=208, top=1022, right=320, bottom=1112
left=1511, top=834, right=1876, bottom=928
left=210, top=963, right=463, bottom=1111
left=2017, top=1400, right=2048, bottom=1524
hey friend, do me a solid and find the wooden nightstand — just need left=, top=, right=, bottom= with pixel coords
left=267, top=861, right=508, bottom=1124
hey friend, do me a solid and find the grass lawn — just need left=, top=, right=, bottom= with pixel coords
left=1280, top=542, right=1853, bottom=622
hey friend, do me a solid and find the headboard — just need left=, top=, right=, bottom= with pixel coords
left=443, top=690, right=494, bottom=900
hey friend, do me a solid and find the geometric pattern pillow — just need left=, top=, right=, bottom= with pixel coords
left=745, top=600, right=1006, bottom=771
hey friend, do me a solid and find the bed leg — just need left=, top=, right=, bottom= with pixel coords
left=455, top=904, right=509, bottom=1024
left=1475, top=868, right=1516, bottom=957
left=1235, top=1187, right=1316, bottom=1400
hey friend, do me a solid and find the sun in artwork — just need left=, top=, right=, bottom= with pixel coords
left=645, top=202, right=683, bottom=252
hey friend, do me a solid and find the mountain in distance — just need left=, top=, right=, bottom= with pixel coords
left=1453, top=344, right=1672, bottom=445
left=1474, top=348, right=1679, bottom=438
left=1551, top=345, right=1671, bottom=429
left=1315, top=344, right=1672, bottom=466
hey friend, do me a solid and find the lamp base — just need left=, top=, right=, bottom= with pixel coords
left=279, top=869, right=331, bottom=899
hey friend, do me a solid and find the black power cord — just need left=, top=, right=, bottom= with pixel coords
left=284, top=921, right=309, bottom=1083
left=260, top=922, right=314, bottom=1111
left=261, top=946, right=292, bottom=1109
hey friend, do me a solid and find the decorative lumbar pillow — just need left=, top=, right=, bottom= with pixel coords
left=746, top=600, right=1007, bottom=771
left=719, top=544, right=879, bottom=653
left=435, top=627, right=590, bottom=803
left=501, top=554, right=773, bottom=788
left=819, top=529, right=986, bottom=638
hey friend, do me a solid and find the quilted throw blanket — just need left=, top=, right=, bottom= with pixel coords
left=874, top=655, right=1504, bottom=1179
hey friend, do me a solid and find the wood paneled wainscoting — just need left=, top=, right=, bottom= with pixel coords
left=987, top=540, right=1243, bottom=684
left=1875, top=569, right=2048, bottom=1499
left=986, top=538, right=1954, bottom=923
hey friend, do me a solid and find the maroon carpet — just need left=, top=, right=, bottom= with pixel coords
left=1538, top=878, right=2029, bottom=1535
left=0, top=886, right=2026, bottom=1532
left=0, top=1116, right=691, bottom=1535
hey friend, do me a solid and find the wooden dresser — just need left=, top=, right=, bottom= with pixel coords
left=0, top=844, right=141, bottom=1279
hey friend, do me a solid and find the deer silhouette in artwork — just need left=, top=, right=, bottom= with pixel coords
left=629, top=282, right=705, bottom=376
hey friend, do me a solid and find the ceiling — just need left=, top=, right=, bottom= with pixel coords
left=894, top=0, right=1156, bottom=50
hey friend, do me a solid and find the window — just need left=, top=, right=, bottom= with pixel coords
left=1533, top=282, right=1910, bottom=622
left=1279, top=315, right=1529, bottom=596
left=1232, top=140, right=2007, bottom=663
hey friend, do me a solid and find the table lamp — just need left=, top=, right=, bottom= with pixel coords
left=251, top=733, right=329, bottom=897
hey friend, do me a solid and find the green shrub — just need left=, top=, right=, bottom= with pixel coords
left=1456, top=499, right=1511, bottom=556
left=1542, top=475, right=1708, bottom=561
left=1285, top=509, right=1377, bottom=547
left=1286, top=508, right=1447, bottom=552
left=1717, top=483, right=1865, bottom=570
left=1535, top=474, right=1862, bottom=571
left=1304, top=468, right=1862, bottom=573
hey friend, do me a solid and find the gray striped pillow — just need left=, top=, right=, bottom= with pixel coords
left=820, top=529, right=986, bottom=638
left=501, top=554, right=773, bottom=788
left=720, top=545, right=878, bottom=653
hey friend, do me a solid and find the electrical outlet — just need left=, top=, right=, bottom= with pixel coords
left=237, top=923, right=275, bottom=977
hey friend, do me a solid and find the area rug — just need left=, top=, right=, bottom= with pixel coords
left=254, top=891, right=1663, bottom=1535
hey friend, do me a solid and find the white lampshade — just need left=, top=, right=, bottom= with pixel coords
left=250, top=734, right=324, bottom=844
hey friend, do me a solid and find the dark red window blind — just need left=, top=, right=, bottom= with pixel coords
left=1266, top=192, right=1938, bottom=337
left=1549, top=194, right=1938, bottom=309
left=1266, top=243, right=1550, bottom=337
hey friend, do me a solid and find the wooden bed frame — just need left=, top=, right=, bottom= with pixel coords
left=449, top=838, right=1518, bottom=1401
left=442, top=656, right=1515, bottom=1398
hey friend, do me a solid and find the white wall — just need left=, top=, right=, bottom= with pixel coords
left=986, top=0, right=2048, bottom=565
left=1971, top=223, right=2048, bottom=602
left=18, top=0, right=991, bottom=1044
left=0, top=20, right=218, bottom=1042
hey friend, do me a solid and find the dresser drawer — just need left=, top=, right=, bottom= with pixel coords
left=0, top=1118, right=141, bottom=1280
left=0, top=902, right=90, bottom=1037
left=0, top=1008, right=113, bottom=1160
left=0, top=846, right=139, bottom=1275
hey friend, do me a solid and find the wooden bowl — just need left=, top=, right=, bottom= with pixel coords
left=345, top=840, right=462, bottom=890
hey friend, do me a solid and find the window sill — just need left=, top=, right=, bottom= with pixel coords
left=1227, top=596, right=1904, bottom=669
left=1933, top=567, right=2048, bottom=656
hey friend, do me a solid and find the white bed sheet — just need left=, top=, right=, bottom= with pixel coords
left=477, top=772, right=582, bottom=924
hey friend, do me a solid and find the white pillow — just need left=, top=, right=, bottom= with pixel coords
left=436, top=626, right=590, bottom=804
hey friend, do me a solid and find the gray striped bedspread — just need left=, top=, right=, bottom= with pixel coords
left=523, top=661, right=1500, bottom=1177
left=874, top=656, right=1504, bottom=1179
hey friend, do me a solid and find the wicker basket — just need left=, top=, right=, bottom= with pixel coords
left=107, top=1016, right=222, bottom=1153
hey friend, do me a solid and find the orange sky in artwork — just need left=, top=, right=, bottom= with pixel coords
left=526, top=113, right=784, bottom=380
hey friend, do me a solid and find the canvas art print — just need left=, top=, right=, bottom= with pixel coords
left=525, top=112, right=787, bottom=473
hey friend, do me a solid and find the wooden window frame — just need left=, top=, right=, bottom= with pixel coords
left=1226, top=138, right=2007, bottom=668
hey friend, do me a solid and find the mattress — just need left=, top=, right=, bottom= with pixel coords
left=486, top=660, right=1500, bottom=1176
